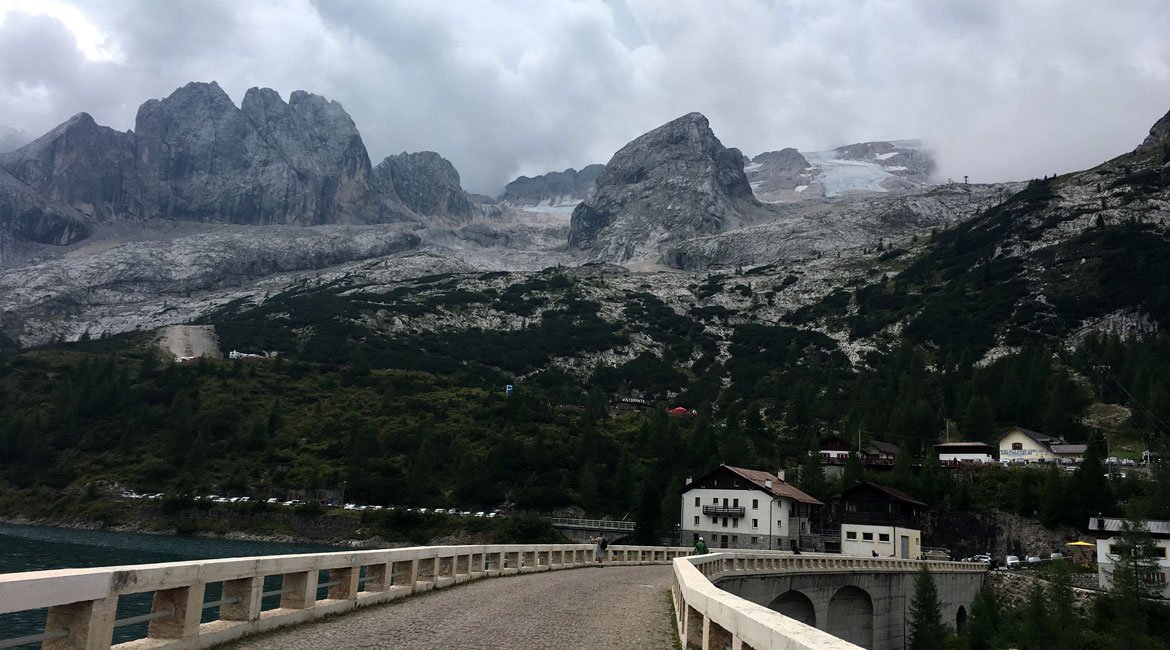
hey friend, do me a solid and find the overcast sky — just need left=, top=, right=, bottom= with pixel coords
left=1, top=0, right=1168, bottom=194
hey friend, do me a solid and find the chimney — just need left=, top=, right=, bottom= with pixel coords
left=765, top=479, right=773, bottom=489
left=776, top=469, right=786, bottom=481
left=1096, top=515, right=1105, bottom=530
left=685, top=477, right=692, bottom=486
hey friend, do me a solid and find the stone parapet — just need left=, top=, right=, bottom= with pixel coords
left=0, top=543, right=688, bottom=650
left=671, top=551, right=987, bottom=649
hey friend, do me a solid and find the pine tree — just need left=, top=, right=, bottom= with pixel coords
left=965, top=588, right=1001, bottom=650
left=909, top=565, right=949, bottom=650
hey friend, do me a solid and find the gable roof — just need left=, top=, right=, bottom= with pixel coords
left=866, top=441, right=899, bottom=455
left=1002, top=426, right=1085, bottom=454
left=935, top=442, right=997, bottom=450
left=726, top=466, right=825, bottom=506
left=841, top=482, right=928, bottom=508
left=684, top=464, right=823, bottom=506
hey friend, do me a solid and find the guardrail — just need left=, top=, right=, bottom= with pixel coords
left=0, top=543, right=688, bottom=650
left=670, top=551, right=988, bottom=649
left=546, top=517, right=637, bottom=531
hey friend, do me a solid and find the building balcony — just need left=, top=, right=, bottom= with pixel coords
left=702, top=505, right=746, bottom=517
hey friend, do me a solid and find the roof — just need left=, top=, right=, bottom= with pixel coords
left=1004, top=426, right=1063, bottom=445
left=1088, top=518, right=1170, bottom=536
left=1002, top=426, right=1086, bottom=454
left=841, top=482, right=928, bottom=508
left=935, top=442, right=996, bottom=450
left=723, top=465, right=825, bottom=506
left=866, top=441, right=899, bottom=455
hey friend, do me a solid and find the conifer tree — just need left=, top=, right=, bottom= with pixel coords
left=909, top=565, right=949, bottom=650
left=965, top=588, right=1001, bottom=650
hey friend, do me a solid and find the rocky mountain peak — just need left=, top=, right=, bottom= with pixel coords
left=501, top=164, right=604, bottom=207
left=0, top=110, right=137, bottom=221
left=374, top=151, right=473, bottom=222
left=567, top=111, right=761, bottom=260
left=1139, top=108, right=1170, bottom=151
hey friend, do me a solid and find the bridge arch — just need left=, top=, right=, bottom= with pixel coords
left=956, top=605, right=968, bottom=635
left=768, top=589, right=816, bottom=627
left=827, top=585, right=874, bottom=649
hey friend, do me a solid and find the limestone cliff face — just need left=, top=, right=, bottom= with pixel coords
left=0, top=113, right=137, bottom=221
left=0, top=167, right=91, bottom=248
left=134, top=82, right=405, bottom=225
left=0, top=82, right=422, bottom=231
left=567, top=112, right=762, bottom=261
left=373, top=151, right=473, bottom=223
left=501, top=164, right=604, bottom=206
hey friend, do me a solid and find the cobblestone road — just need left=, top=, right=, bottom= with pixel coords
left=226, top=564, right=677, bottom=650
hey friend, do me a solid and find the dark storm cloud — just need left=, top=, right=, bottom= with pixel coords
left=0, top=0, right=1168, bottom=194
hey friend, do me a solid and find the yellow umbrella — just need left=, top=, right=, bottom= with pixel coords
left=1065, top=541, right=1095, bottom=546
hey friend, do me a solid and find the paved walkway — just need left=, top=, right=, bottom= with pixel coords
left=226, top=565, right=677, bottom=650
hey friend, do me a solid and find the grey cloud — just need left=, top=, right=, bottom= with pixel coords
left=0, top=0, right=1168, bottom=194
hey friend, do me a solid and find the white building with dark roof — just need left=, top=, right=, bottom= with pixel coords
left=680, top=465, right=823, bottom=551
left=839, top=482, right=928, bottom=559
left=1089, top=516, right=1170, bottom=597
left=999, top=426, right=1087, bottom=464
left=935, top=441, right=997, bottom=463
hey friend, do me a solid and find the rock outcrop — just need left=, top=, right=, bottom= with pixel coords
left=1139, top=107, right=1170, bottom=151
left=134, top=82, right=404, bottom=225
left=502, top=164, right=604, bottom=206
left=0, top=113, right=137, bottom=221
left=745, top=148, right=812, bottom=198
left=0, top=167, right=92, bottom=248
left=568, top=112, right=764, bottom=262
left=373, top=151, right=473, bottom=222
left=0, top=82, right=443, bottom=238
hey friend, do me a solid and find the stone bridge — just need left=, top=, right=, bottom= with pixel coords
left=0, top=544, right=985, bottom=650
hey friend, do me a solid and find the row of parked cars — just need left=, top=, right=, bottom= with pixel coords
left=119, top=490, right=504, bottom=516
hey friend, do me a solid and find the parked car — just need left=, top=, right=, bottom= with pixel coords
left=1005, top=555, right=1020, bottom=569
left=1026, top=555, right=1042, bottom=564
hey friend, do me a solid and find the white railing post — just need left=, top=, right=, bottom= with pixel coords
left=221, top=576, right=262, bottom=621
left=279, top=570, right=318, bottom=609
left=43, top=596, right=117, bottom=650
left=147, top=584, right=206, bottom=639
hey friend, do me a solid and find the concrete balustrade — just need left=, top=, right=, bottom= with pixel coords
left=671, top=551, right=987, bottom=650
left=0, top=543, right=687, bottom=650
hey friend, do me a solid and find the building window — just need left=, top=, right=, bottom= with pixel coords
left=732, top=519, right=739, bottom=528
left=846, top=531, right=857, bottom=540
left=732, top=536, right=738, bottom=543
left=1012, top=442, right=1023, bottom=450
left=879, top=534, right=890, bottom=542
left=712, top=518, right=718, bottom=526
left=733, top=498, right=739, bottom=507
left=1154, top=547, right=1169, bottom=558
left=694, top=516, right=700, bottom=525
left=752, top=499, right=759, bottom=509
left=723, top=498, right=729, bottom=507
left=751, top=537, right=758, bottom=544
left=777, top=520, right=783, bottom=530
left=863, top=533, right=874, bottom=541
left=723, top=517, right=728, bottom=527
left=695, top=497, right=700, bottom=507
left=752, top=519, right=758, bottom=529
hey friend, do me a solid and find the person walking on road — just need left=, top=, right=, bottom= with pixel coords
left=590, top=533, right=608, bottom=566
left=692, top=537, right=709, bottom=555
